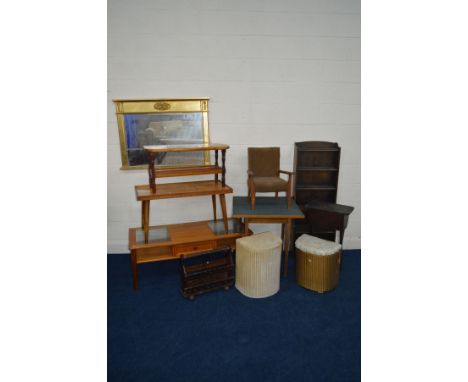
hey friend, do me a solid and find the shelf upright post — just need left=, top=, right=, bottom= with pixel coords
left=215, top=149, right=219, bottom=183
left=148, top=152, right=156, bottom=193
left=221, top=149, right=226, bottom=186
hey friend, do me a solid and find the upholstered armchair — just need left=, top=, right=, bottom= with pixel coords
left=247, top=147, right=293, bottom=209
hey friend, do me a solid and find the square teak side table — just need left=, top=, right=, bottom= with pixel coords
left=232, top=196, right=304, bottom=277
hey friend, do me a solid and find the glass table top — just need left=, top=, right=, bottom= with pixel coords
left=208, top=218, right=241, bottom=235
left=135, top=226, right=170, bottom=244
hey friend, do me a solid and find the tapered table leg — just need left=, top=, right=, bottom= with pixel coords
left=281, top=223, right=285, bottom=250
left=148, top=152, right=156, bottom=193
left=211, top=195, right=217, bottom=221
left=339, top=221, right=345, bottom=245
left=283, top=219, right=292, bottom=277
left=131, top=250, right=138, bottom=289
left=219, top=194, right=228, bottom=233
left=221, top=149, right=226, bottom=186
left=142, top=200, right=150, bottom=243
left=215, top=149, right=219, bottom=183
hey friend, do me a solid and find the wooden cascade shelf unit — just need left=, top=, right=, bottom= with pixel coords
left=137, top=143, right=232, bottom=243
left=293, top=141, right=341, bottom=241
left=144, top=143, right=229, bottom=192
left=149, top=165, right=222, bottom=178
left=129, top=219, right=251, bottom=289
left=135, top=180, right=232, bottom=201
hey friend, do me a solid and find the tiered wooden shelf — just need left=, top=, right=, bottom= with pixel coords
left=150, top=165, right=222, bottom=178
left=135, top=181, right=233, bottom=238
left=145, top=143, right=229, bottom=192
left=135, top=180, right=232, bottom=200
left=129, top=142, right=251, bottom=289
left=137, top=143, right=231, bottom=243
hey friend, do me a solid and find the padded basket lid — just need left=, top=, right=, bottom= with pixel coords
left=295, top=234, right=341, bottom=256
left=236, top=231, right=282, bottom=250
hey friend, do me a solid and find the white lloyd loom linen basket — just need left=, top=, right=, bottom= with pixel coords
left=235, top=232, right=282, bottom=298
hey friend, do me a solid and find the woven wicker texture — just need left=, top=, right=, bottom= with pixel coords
left=235, top=232, right=282, bottom=298
left=295, top=234, right=341, bottom=255
left=295, top=234, right=341, bottom=293
left=296, top=249, right=341, bottom=293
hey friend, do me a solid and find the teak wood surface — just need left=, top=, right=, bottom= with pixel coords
left=136, top=181, right=233, bottom=242
left=128, top=220, right=251, bottom=289
left=135, top=181, right=232, bottom=201
left=145, top=143, right=229, bottom=192
left=151, top=165, right=222, bottom=178
left=143, top=143, right=229, bottom=152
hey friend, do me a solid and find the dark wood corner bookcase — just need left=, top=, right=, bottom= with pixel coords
left=293, top=141, right=341, bottom=242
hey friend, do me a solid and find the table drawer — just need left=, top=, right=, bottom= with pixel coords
left=216, top=238, right=236, bottom=249
left=173, top=241, right=216, bottom=257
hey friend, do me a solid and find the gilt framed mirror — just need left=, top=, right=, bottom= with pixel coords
left=113, top=98, right=210, bottom=169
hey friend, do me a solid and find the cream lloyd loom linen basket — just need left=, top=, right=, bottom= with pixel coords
left=235, top=232, right=282, bottom=298
left=295, top=234, right=342, bottom=293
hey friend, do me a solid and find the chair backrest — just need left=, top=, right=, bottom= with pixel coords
left=248, top=147, right=280, bottom=177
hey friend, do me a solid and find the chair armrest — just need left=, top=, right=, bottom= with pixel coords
left=279, top=170, right=294, bottom=175
left=247, top=170, right=254, bottom=177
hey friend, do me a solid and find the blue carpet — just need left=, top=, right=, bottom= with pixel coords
left=108, top=250, right=360, bottom=382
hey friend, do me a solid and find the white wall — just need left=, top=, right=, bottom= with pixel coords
left=108, top=0, right=361, bottom=253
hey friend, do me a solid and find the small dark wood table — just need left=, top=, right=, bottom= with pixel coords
left=304, top=200, right=354, bottom=245
left=232, top=196, right=304, bottom=277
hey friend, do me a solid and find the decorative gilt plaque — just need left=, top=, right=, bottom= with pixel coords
left=112, top=98, right=210, bottom=170
left=153, top=102, right=171, bottom=111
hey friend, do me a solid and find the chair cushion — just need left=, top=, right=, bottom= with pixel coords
left=248, top=147, right=280, bottom=177
left=252, top=177, right=288, bottom=192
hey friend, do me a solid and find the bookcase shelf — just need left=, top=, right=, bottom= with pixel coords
left=296, top=185, right=337, bottom=190
left=296, top=166, right=338, bottom=171
left=293, top=141, right=341, bottom=241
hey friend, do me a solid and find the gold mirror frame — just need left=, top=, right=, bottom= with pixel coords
left=113, top=98, right=210, bottom=170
